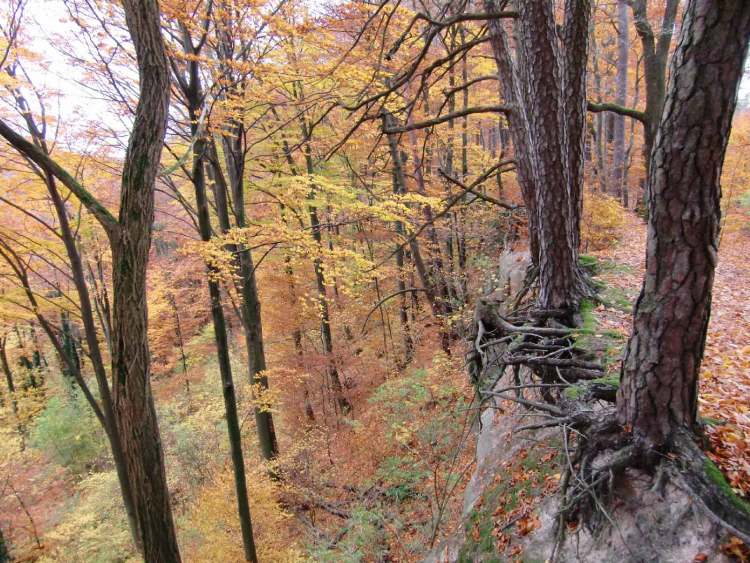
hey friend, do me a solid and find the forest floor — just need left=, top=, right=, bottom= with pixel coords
left=593, top=207, right=750, bottom=497
left=3, top=207, right=750, bottom=561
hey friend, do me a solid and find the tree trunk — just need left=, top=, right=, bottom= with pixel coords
left=213, top=128, right=280, bottom=460
left=631, top=0, right=680, bottom=207
left=618, top=0, right=750, bottom=448
left=485, top=2, right=540, bottom=264
left=391, top=160, right=415, bottom=366
left=192, top=133, right=259, bottom=562
left=517, top=0, right=586, bottom=311
left=0, top=337, right=19, bottom=421
left=561, top=0, right=592, bottom=253
left=173, top=19, right=260, bottom=555
left=611, top=0, right=629, bottom=201
left=111, top=2, right=180, bottom=560
left=384, top=111, right=452, bottom=353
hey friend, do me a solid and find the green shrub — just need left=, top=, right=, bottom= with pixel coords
left=30, top=395, right=106, bottom=474
left=38, top=471, right=137, bottom=563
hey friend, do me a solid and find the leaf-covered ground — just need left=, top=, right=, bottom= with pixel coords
left=595, top=208, right=750, bottom=497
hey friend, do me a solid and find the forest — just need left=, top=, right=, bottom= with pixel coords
left=0, top=0, right=749, bottom=561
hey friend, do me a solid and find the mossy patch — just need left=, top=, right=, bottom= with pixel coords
left=579, top=254, right=600, bottom=274
left=704, top=457, right=750, bottom=516
left=564, top=374, right=620, bottom=400
left=599, top=284, right=634, bottom=313
left=457, top=446, right=561, bottom=561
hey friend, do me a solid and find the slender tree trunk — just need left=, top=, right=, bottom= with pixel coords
left=297, top=116, right=351, bottom=413
left=392, top=165, right=415, bottom=365
left=191, top=127, right=259, bottom=562
left=209, top=138, right=280, bottom=460
left=110, top=2, right=179, bottom=559
left=384, top=111, right=452, bottom=353
left=631, top=0, right=679, bottom=208
left=611, top=0, right=629, bottom=201
left=485, top=1, right=540, bottom=264
left=0, top=337, right=19, bottom=423
left=618, top=0, right=750, bottom=448
left=168, top=293, right=190, bottom=403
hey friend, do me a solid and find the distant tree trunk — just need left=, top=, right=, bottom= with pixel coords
left=618, top=0, right=750, bottom=448
left=0, top=337, right=19, bottom=421
left=59, top=311, right=81, bottom=390
left=168, top=293, right=190, bottom=402
left=391, top=161, right=415, bottom=365
left=0, top=525, right=8, bottom=563
left=296, top=108, right=351, bottom=413
left=631, top=0, right=679, bottom=208
left=384, top=111, right=452, bottom=353
left=611, top=0, right=629, bottom=201
left=172, top=19, right=260, bottom=558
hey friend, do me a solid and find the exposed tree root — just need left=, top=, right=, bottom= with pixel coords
left=469, top=297, right=750, bottom=559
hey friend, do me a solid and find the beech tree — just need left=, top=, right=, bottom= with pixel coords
left=0, top=0, right=180, bottom=559
left=166, top=5, right=259, bottom=559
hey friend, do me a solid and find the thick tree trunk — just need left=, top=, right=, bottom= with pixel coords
left=618, top=0, right=750, bottom=448
left=111, top=2, right=180, bottom=560
left=45, top=174, right=139, bottom=549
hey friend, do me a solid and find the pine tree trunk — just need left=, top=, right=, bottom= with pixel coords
left=618, top=0, right=750, bottom=448
left=561, top=0, right=592, bottom=253
left=517, top=0, right=584, bottom=311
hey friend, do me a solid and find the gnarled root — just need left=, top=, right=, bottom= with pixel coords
left=550, top=417, right=750, bottom=560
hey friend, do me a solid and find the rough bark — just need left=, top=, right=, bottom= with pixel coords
left=618, top=0, right=750, bottom=448
left=485, top=1, right=540, bottom=264
left=110, top=1, right=180, bottom=560
left=561, top=0, right=592, bottom=252
left=517, top=0, right=583, bottom=311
